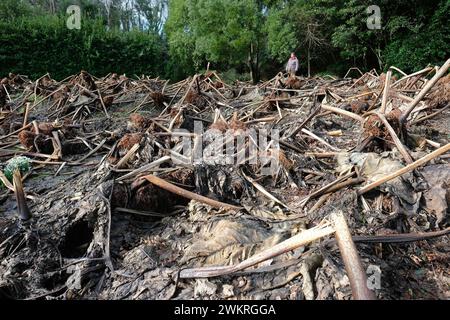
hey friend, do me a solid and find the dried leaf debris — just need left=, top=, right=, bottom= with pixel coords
left=0, top=63, right=449, bottom=300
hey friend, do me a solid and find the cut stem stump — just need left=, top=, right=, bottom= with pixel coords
left=13, top=170, right=32, bottom=221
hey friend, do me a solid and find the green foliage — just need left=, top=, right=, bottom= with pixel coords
left=0, top=0, right=33, bottom=21
left=266, top=1, right=331, bottom=75
left=266, top=0, right=449, bottom=75
left=266, top=6, right=298, bottom=63
left=166, top=0, right=266, bottom=82
left=0, top=15, right=166, bottom=80
left=331, top=0, right=377, bottom=62
left=384, top=0, right=450, bottom=72
left=219, top=68, right=251, bottom=84
left=3, top=156, right=31, bottom=182
left=0, top=0, right=448, bottom=80
left=327, top=0, right=449, bottom=71
left=165, top=0, right=197, bottom=79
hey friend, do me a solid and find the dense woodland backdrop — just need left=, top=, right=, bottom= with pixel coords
left=0, top=0, right=448, bottom=82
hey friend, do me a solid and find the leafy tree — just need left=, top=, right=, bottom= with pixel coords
left=383, top=0, right=449, bottom=72
left=0, top=0, right=33, bottom=20
left=166, top=0, right=266, bottom=83
left=135, top=0, right=167, bottom=33
left=1, top=0, right=448, bottom=80
left=266, top=1, right=329, bottom=77
left=164, top=0, right=197, bottom=79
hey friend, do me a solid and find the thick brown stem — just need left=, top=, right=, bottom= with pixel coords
left=143, top=174, right=241, bottom=210
left=13, top=170, right=32, bottom=221
left=321, top=104, right=364, bottom=122
left=332, top=212, right=375, bottom=300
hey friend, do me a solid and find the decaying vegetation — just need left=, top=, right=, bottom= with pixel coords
left=0, top=60, right=449, bottom=300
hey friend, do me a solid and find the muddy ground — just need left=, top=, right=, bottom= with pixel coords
left=0, top=71, right=448, bottom=300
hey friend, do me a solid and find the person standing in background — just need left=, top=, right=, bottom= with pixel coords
left=286, top=52, right=299, bottom=77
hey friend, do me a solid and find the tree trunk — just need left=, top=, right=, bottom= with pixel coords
left=307, top=46, right=311, bottom=77
left=248, top=62, right=257, bottom=84
left=248, top=43, right=260, bottom=84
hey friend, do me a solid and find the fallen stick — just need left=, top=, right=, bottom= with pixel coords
left=389, top=66, right=407, bottom=77
left=344, top=91, right=377, bottom=102
left=324, top=177, right=365, bottom=194
left=179, top=222, right=335, bottom=278
left=0, top=170, right=34, bottom=200
left=245, top=116, right=278, bottom=124
left=366, top=87, right=383, bottom=112
left=285, top=102, right=320, bottom=139
left=321, top=104, right=364, bottom=122
left=97, top=89, right=110, bottom=118
left=351, top=226, right=450, bottom=243
left=322, top=227, right=450, bottom=246
left=301, top=128, right=340, bottom=152
left=206, top=79, right=227, bottom=101
left=424, top=139, right=441, bottom=149
left=0, top=171, right=14, bottom=191
left=51, top=131, right=63, bottom=160
left=392, top=66, right=433, bottom=88
left=2, top=84, right=11, bottom=101
left=344, top=67, right=364, bottom=79
left=0, top=150, right=59, bottom=160
left=357, top=143, right=450, bottom=195
left=28, top=85, right=66, bottom=113
left=345, top=72, right=366, bottom=91
left=71, top=138, right=107, bottom=164
left=375, top=113, right=413, bottom=164
left=307, top=193, right=331, bottom=214
left=400, top=58, right=450, bottom=125
left=130, top=93, right=151, bottom=114
left=178, top=75, right=198, bottom=106
left=242, top=171, right=290, bottom=209
left=22, top=103, right=30, bottom=127
left=143, top=174, right=241, bottom=210
left=161, top=85, right=183, bottom=115
left=331, top=212, right=375, bottom=300
left=115, top=143, right=139, bottom=169
left=392, top=92, right=414, bottom=102
left=380, top=70, right=392, bottom=114
left=305, top=152, right=339, bottom=158
left=265, top=87, right=310, bottom=93
left=410, top=104, right=449, bottom=125
left=299, top=172, right=354, bottom=208
left=117, top=155, right=171, bottom=181
left=279, top=140, right=303, bottom=153
left=0, top=123, right=32, bottom=141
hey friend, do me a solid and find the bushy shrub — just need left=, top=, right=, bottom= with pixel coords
left=0, top=16, right=166, bottom=80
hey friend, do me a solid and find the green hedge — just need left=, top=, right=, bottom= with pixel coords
left=0, top=16, right=166, bottom=80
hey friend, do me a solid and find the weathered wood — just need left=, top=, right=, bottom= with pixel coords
left=332, top=211, right=375, bottom=300
left=321, top=104, right=364, bottom=122
left=380, top=70, right=392, bottom=114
